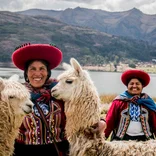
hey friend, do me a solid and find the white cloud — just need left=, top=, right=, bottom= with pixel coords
left=0, top=0, right=155, bottom=15
left=140, top=0, right=156, bottom=15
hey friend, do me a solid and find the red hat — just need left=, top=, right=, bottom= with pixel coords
left=121, top=69, right=150, bottom=87
left=12, top=43, right=62, bottom=70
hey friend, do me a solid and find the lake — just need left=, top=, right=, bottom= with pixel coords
left=1, top=67, right=156, bottom=97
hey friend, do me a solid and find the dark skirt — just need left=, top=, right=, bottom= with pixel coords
left=13, top=140, right=69, bottom=156
left=112, top=133, right=154, bottom=141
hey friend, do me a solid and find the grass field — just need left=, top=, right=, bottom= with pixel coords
left=100, top=94, right=156, bottom=104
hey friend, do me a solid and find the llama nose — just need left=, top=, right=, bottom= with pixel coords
left=27, top=103, right=32, bottom=109
left=51, top=88, right=56, bottom=93
left=26, top=102, right=33, bottom=111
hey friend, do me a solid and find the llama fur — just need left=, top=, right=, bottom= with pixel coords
left=0, top=75, right=33, bottom=156
left=51, top=58, right=156, bottom=156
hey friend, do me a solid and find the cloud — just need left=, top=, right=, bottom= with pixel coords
left=140, top=0, right=156, bottom=14
left=0, top=0, right=34, bottom=11
left=57, top=0, right=156, bottom=14
left=0, top=0, right=155, bottom=15
left=57, top=0, right=96, bottom=3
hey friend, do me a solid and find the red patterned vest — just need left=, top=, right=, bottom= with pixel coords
left=17, top=99, right=66, bottom=144
left=16, top=80, right=66, bottom=145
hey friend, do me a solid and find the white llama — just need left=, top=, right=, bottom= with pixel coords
left=51, top=58, right=156, bottom=156
left=0, top=75, right=33, bottom=156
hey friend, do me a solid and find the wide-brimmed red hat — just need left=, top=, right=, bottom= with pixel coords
left=121, top=69, right=150, bottom=87
left=12, top=43, right=63, bottom=70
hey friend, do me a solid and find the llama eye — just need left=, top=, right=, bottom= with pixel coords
left=66, top=80, right=73, bottom=84
left=9, top=96, right=14, bottom=99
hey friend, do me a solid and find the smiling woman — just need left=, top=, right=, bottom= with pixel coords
left=25, top=60, right=50, bottom=88
left=11, top=43, right=69, bottom=156
left=104, top=69, right=156, bottom=141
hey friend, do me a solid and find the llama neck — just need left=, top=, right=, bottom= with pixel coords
left=65, top=89, right=101, bottom=141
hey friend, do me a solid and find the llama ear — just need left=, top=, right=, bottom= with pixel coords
left=70, top=58, right=83, bottom=76
left=0, top=77, right=5, bottom=92
left=8, top=74, right=20, bottom=81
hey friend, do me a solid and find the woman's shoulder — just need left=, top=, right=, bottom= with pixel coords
left=110, top=98, right=128, bottom=110
left=46, top=78, right=58, bottom=88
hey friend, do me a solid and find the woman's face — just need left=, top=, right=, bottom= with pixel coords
left=127, top=78, right=143, bottom=96
left=27, top=61, right=48, bottom=88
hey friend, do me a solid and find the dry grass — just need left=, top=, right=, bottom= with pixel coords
left=100, top=94, right=117, bottom=116
left=100, top=94, right=156, bottom=104
left=100, top=94, right=117, bottom=104
left=152, top=97, right=156, bottom=102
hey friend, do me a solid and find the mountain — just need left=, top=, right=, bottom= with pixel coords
left=17, top=7, right=156, bottom=45
left=0, top=10, right=156, bottom=66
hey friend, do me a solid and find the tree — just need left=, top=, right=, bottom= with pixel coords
left=129, top=63, right=136, bottom=68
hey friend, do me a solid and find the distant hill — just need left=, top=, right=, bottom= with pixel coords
left=17, top=7, right=156, bottom=45
left=0, top=10, right=156, bottom=66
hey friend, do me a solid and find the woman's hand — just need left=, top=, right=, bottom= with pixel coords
left=84, top=119, right=107, bottom=139
left=91, top=119, right=107, bottom=134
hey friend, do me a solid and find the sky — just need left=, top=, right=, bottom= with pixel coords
left=0, top=0, right=156, bottom=15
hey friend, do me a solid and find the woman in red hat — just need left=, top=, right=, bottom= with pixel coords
left=104, top=69, right=156, bottom=141
left=12, top=43, right=69, bottom=156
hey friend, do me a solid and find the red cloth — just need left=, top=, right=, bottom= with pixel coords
left=104, top=99, right=156, bottom=139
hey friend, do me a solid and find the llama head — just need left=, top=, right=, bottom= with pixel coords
left=51, top=58, right=99, bottom=102
left=0, top=74, right=33, bottom=115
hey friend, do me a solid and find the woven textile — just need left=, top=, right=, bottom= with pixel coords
left=129, top=103, right=140, bottom=121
